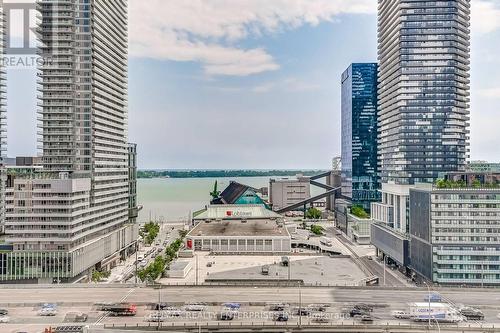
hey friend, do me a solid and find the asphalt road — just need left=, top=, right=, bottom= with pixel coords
left=1, top=286, right=500, bottom=308
left=1, top=286, right=500, bottom=333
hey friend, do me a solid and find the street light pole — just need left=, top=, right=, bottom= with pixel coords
left=298, top=282, right=302, bottom=327
left=195, top=254, right=199, bottom=286
left=135, top=241, right=138, bottom=284
left=157, top=288, right=161, bottom=330
left=424, top=282, right=431, bottom=330
left=481, top=263, right=484, bottom=288
left=383, top=255, right=386, bottom=286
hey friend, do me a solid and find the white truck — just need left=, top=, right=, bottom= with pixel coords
left=409, top=302, right=464, bottom=323
left=320, top=237, right=332, bottom=247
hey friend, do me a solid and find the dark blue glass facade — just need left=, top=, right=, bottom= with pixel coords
left=341, top=63, right=380, bottom=211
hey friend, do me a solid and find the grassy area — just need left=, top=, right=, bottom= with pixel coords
left=436, top=178, right=499, bottom=189
left=350, top=205, right=370, bottom=219
left=91, top=270, right=111, bottom=282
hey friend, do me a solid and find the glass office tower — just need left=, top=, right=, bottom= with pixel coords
left=341, top=63, right=380, bottom=211
left=378, top=0, right=471, bottom=185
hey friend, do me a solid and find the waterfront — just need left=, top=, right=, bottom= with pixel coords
left=137, top=177, right=272, bottom=222
left=137, top=176, right=324, bottom=222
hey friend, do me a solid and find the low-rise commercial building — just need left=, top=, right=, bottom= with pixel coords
left=269, top=176, right=311, bottom=212
left=346, top=214, right=372, bottom=245
left=370, top=184, right=412, bottom=269
left=409, top=184, right=500, bottom=285
left=167, top=260, right=192, bottom=278
left=188, top=205, right=290, bottom=253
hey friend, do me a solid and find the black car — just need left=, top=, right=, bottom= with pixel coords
left=274, top=312, right=289, bottom=322
left=0, top=309, right=8, bottom=316
left=154, top=302, right=169, bottom=310
left=460, top=308, right=484, bottom=321
left=353, top=304, right=373, bottom=312
left=269, top=304, right=287, bottom=311
left=349, top=308, right=369, bottom=317
left=360, top=315, right=374, bottom=323
left=295, top=308, right=311, bottom=316
left=217, top=312, right=235, bottom=321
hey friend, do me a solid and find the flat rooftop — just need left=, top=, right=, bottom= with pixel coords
left=188, top=219, right=289, bottom=237
left=169, top=260, right=191, bottom=271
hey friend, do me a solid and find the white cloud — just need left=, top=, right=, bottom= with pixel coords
left=471, top=0, right=500, bottom=35
left=252, top=78, right=321, bottom=93
left=129, top=0, right=376, bottom=76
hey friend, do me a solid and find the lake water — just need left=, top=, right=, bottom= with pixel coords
left=137, top=177, right=273, bottom=222
left=137, top=176, right=324, bottom=222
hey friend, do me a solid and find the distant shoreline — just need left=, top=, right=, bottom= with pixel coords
left=137, top=170, right=327, bottom=179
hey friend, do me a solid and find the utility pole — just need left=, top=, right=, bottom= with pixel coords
left=288, top=261, right=291, bottom=281
left=135, top=241, right=138, bottom=284
left=195, top=254, right=199, bottom=285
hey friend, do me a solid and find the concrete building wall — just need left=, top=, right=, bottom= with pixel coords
left=269, top=177, right=311, bottom=211
left=0, top=0, right=136, bottom=283
left=189, top=236, right=291, bottom=253
left=408, top=186, right=500, bottom=285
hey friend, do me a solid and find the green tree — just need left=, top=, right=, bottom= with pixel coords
left=472, top=179, right=481, bottom=188
left=91, top=270, right=110, bottom=282
left=310, top=224, right=324, bottom=235
left=350, top=205, right=370, bottom=219
left=210, top=181, right=221, bottom=199
left=305, top=207, right=322, bottom=219
left=142, top=222, right=160, bottom=245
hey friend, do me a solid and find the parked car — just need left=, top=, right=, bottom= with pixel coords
left=0, top=309, right=8, bottom=316
left=0, top=316, right=10, bottom=323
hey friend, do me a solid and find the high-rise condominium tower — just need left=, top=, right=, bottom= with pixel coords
left=378, top=0, right=470, bottom=185
left=0, top=2, right=6, bottom=235
left=371, top=0, right=471, bottom=269
left=0, top=0, right=137, bottom=283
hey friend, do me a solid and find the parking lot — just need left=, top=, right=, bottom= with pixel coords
left=159, top=254, right=368, bottom=286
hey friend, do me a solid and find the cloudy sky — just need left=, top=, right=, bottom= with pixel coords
left=7, top=0, right=500, bottom=169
